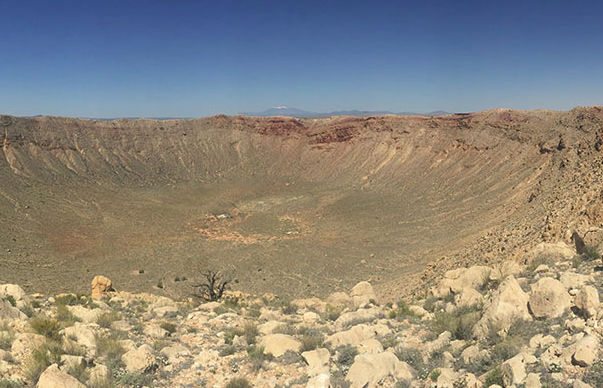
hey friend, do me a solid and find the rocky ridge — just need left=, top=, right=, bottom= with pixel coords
left=1, top=240, right=603, bottom=387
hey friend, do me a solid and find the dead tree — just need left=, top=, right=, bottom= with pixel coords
left=191, top=270, right=229, bottom=301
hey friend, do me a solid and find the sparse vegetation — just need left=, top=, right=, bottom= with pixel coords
left=431, top=304, right=482, bottom=340
left=484, top=366, right=504, bottom=387
left=97, top=310, right=121, bottom=329
left=29, top=316, right=62, bottom=341
left=336, top=345, right=358, bottom=368
left=225, top=377, right=253, bottom=388
left=3, top=295, right=16, bottom=307
left=581, top=244, right=601, bottom=262
left=160, top=321, right=177, bottom=334
left=24, top=341, right=63, bottom=383
left=388, top=300, right=418, bottom=320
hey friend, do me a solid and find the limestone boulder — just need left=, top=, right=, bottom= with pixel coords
left=525, top=373, right=541, bottom=388
left=259, top=334, right=301, bottom=357
left=326, top=291, right=353, bottom=308
left=91, top=276, right=113, bottom=300
left=326, top=324, right=388, bottom=347
left=335, top=307, right=381, bottom=328
left=502, top=354, right=526, bottom=386
left=63, top=323, right=98, bottom=353
left=528, top=277, right=570, bottom=319
left=571, top=335, right=599, bottom=367
left=307, top=374, right=330, bottom=388
left=0, top=298, right=25, bottom=320
left=523, top=242, right=574, bottom=264
left=66, top=305, right=104, bottom=324
left=0, top=284, right=31, bottom=310
left=454, top=287, right=484, bottom=308
left=559, top=272, right=592, bottom=289
left=473, top=276, right=531, bottom=339
left=432, top=266, right=491, bottom=298
left=350, top=281, right=376, bottom=307
left=346, top=352, right=413, bottom=388
left=574, top=286, right=600, bottom=318
left=37, top=364, right=86, bottom=388
left=122, top=344, right=157, bottom=374
left=89, top=364, right=109, bottom=387
left=489, top=261, right=524, bottom=281
left=302, top=348, right=330, bottom=376
left=11, top=332, right=45, bottom=359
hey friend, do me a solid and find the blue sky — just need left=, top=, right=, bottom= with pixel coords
left=1, top=0, right=602, bottom=117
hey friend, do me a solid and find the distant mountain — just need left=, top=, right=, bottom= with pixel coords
left=242, top=106, right=449, bottom=118
left=242, top=106, right=317, bottom=117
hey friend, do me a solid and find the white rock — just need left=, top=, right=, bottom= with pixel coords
left=303, top=311, right=321, bottom=324
left=0, top=299, right=26, bottom=320
left=572, top=335, right=599, bottom=367
left=36, top=364, right=86, bottom=388
left=502, top=354, right=526, bottom=386
left=529, top=277, right=571, bottom=319
left=523, top=242, right=574, bottom=264
left=335, top=307, right=382, bottom=327
left=525, top=373, right=541, bottom=388
left=346, top=352, right=413, bottom=388
left=473, top=276, right=531, bottom=339
left=302, top=348, right=330, bottom=376
left=89, top=364, right=109, bottom=387
left=357, top=339, right=384, bottom=354
left=259, top=334, right=301, bottom=357
left=350, top=281, right=377, bottom=308
left=66, top=305, right=104, bottom=324
left=454, top=287, right=484, bottom=308
left=306, top=374, right=330, bottom=388
left=326, top=324, right=378, bottom=347
left=122, top=345, right=157, bottom=374
left=574, top=286, right=600, bottom=318
left=559, top=271, right=592, bottom=289
left=63, top=323, right=98, bottom=353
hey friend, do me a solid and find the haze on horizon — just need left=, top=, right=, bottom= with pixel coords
left=1, top=0, right=603, bottom=118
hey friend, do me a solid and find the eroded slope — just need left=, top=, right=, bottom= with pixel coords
left=1, top=108, right=603, bottom=298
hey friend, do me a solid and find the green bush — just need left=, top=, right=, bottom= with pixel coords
left=582, top=245, right=601, bottom=262
left=116, top=373, right=153, bottom=388
left=95, top=333, right=125, bottom=368
left=246, top=345, right=270, bottom=371
left=160, top=322, right=177, bottom=334
left=431, top=304, right=482, bottom=340
left=325, top=304, right=342, bottom=321
left=219, top=344, right=237, bottom=357
left=3, top=296, right=16, bottom=307
left=55, top=304, right=80, bottom=325
left=300, top=333, right=323, bottom=352
left=225, top=377, right=252, bottom=388
left=243, top=322, right=259, bottom=345
left=429, top=369, right=441, bottom=381
left=29, top=317, right=62, bottom=341
left=394, top=347, right=423, bottom=370
left=0, top=380, right=24, bottom=388
left=388, top=300, right=418, bottom=320
left=24, top=341, right=63, bottom=383
left=0, top=325, right=15, bottom=351
left=55, top=294, right=97, bottom=308
left=96, top=311, right=121, bottom=329
left=336, top=345, right=358, bottom=367
left=484, top=366, right=504, bottom=387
